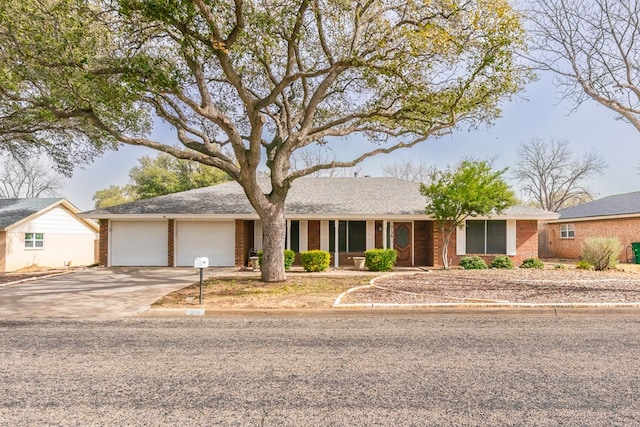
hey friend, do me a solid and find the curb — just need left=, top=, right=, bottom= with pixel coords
left=334, top=302, right=640, bottom=309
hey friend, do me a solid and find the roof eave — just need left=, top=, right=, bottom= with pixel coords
left=6, top=199, right=99, bottom=233
left=549, top=212, right=640, bottom=223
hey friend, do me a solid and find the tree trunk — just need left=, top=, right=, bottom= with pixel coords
left=441, top=225, right=455, bottom=270
left=441, top=232, right=450, bottom=270
left=259, top=205, right=287, bottom=282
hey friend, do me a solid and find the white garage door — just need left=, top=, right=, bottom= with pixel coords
left=110, top=221, right=168, bottom=266
left=176, top=221, right=235, bottom=267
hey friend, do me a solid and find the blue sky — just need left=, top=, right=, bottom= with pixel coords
left=63, top=71, right=640, bottom=211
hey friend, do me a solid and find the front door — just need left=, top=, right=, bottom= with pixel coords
left=394, top=222, right=412, bottom=266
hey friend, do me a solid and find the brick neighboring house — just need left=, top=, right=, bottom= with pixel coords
left=80, top=177, right=558, bottom=269
left=543, top=191, right=640, bottom=262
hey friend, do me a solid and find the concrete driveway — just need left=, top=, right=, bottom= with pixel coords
left=0, top=267, right=213, bottom=318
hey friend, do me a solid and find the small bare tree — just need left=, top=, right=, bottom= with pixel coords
left=528, top=0, right=640, bottom=131
left=382, top=159, right=436, bottom=183
left=0, top=155, right=63, bottom=198
left=290, top=147, right=361, bottom=178
left=513, top=138, right=607, bottom=212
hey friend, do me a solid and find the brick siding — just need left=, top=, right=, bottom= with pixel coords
left=234, top=220, right=254, bottom=267
left=546, top=217, right=640, bottom=262
left=434, top=220, right=540, bottom=268
left=0, top=231, right=6, bottom=272
left=414, top=220, right=434, bottom=266
left=98, top=219, right=108, bottom=266
left=308, top=220, right=320, bottom=250
left=167, top=219, right=175, bottom=267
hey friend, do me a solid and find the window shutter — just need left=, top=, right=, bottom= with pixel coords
left=366, top=220, right=375, bottom=250
left=456, top=224, right=466, bottom=255
left=506, top=220, right=516, bottom=256
left=299, top=221, right=308, bottom=252
left=254, top=221, right=263, bottom=250
left=320, top=221, right=329, bottom=251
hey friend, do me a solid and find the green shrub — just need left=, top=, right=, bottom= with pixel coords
left=490, top=255, right=515, bottom=269
left=459, top=256, right=487, bottom=270
left=580, top=237, right=622, bottom=271
left=520, top=258, right=544, bottom=269
left=258, top=249, right=297, bottom=270
left=300, top=250, right=331, bottom=272
left=576, top=259, right=594, bottom=270
left=364, top=249, right=397, bottom=272
left=554, top=263, right=568, bottom=270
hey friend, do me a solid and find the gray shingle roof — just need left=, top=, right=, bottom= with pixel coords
left=82, top=177, right=557, bottom=219
left=558, top=191, right=640, bottom=220
left=0, top=198, right=64, bottom=229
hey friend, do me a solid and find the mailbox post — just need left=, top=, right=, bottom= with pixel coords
left=193, top=257, right=209, bottom=305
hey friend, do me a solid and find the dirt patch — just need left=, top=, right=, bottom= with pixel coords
left=342, top=269, right=640, bottom=305
left=154, top=274, right=375, bottom=309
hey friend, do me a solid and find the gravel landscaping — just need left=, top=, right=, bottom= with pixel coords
left=339, top=268, right=640, bottom=306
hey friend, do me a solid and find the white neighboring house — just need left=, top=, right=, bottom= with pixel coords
left=0, top=198, right=99, bottom=272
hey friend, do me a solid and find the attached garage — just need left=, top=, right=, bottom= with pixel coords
left=175, top=221, right=235, bottom=267
left=110, top=221, right=168, bottom=266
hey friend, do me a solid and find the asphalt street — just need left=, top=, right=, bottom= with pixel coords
left=2, top=312, right=639, bottom=426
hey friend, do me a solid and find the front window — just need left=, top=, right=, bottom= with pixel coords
left=560, top=224, right=575, bottom=239
left=329, top=221, right=366, bottom=252
left=25, top=233, right=44, bottom=249
left=289, top=220, right=300, bottom=252
left=466, top=220, right=506, bottom=254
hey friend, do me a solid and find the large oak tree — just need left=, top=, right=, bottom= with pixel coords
left=0, top=0, right=530, bottom=281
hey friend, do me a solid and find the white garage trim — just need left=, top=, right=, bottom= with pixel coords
left=110, top=221, right=168, bottom=266
left=175, top=221, right=235, bottom=267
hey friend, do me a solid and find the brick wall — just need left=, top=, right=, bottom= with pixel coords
left=234, top=220, right=254, bottom=267
left=546, top=217, right=640, bottom=262
left=98, top=219, right=108, bottom=266
left=167, top=220, right=175, bottom=267
left=514, top=220, right=538, bottom=264
left=435, top=220, right=540, bottom=268
left=0, top=231, right=6, bottom=272
left=308, top=220, right=320, bottom=250
left=414, top=220, right=434, bottom=266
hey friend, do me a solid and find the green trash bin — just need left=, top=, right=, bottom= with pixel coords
left=632, top=243, right=640, bottom=264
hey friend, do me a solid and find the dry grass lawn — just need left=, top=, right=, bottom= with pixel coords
left=153, top=274, right=375, bottom=309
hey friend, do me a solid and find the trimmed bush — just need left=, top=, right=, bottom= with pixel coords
left=284, top=249, right=296, bottom=269
left=364, top=249, right=397, bottom=272
left=258, top=249, right=297, bottom=270
left=490, top=255, right=514, bottom=269
left=576, top=259, right=594, bottom=270
left=554, top=263, right=568, bottom=270
left=520, top=258, right=544, bottom=269
left=300, top=250, right=331, bottom=272
left=459, top=256, right=487, bottom=270
left=580, top=237, right=622, bottom=271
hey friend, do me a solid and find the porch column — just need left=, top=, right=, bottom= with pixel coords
left=286, top=219, right=291, bottom=250
left=334, top=219, right=339, bottom=269
left=382, top=220, right=387, bottom=249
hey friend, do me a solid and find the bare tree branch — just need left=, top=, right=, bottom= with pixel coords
left=528, top=0, right=640, bottom=132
